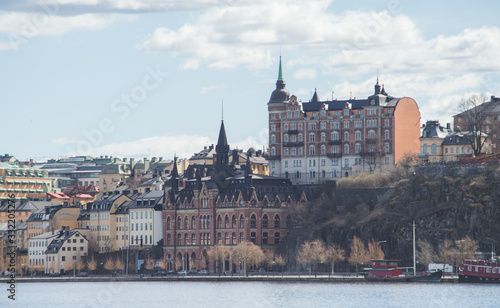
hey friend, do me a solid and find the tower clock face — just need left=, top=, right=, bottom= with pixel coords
left=370, top=99, right=375, bottom=105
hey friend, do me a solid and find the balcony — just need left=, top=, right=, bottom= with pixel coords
left=283, top=142, right=304, bottom=147
left=269, top=155, right=281, bottom=160
left=328, top=140, right=342, bottom=145
left=366, top=138, right=377, bottom=144
left=287, top=129, right=299, bottom=135
left=327, top=153, right=342, bottom=158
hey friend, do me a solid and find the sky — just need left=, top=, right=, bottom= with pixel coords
left=1, top=0, right=500, bottom=162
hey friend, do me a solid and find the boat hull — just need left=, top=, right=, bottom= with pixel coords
left=458, top=273, right=500, bottom=283
left=365, top=270, right=443, bottom=282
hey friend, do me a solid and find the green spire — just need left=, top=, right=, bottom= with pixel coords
left=278, top=56, right=283, bottom=81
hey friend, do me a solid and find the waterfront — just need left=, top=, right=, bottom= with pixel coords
left=4, top=281, right=500, bottom=308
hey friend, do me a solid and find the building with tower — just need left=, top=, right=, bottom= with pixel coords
left=162, top=120, right=307, bottom=273
left=267, top=58, right=421, bottom=184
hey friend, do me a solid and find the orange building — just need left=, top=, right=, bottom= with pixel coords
left=0, top=162, right=52, bottom=201
left=267, top=58, right=421, bottom=183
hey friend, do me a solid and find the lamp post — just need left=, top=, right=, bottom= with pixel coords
left=486, top=238, right=495, bottom=261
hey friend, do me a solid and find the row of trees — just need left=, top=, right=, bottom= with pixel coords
left=295, top=237, right=384, bottom=277
left=206, top=241, right=286, bottom=276
left=417, top=236, right=478, bottom=271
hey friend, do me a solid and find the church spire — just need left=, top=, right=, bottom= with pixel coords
left=374, top=77, right=381, bottom=94
left=216, top=120, right=230, bottom=166
left=278, top=56, right=284, bottom=81
left=268, top=56, right=290, bottom=104
left=171, top=156, right=179, bottom=192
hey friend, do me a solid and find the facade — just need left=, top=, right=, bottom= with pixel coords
left=110, top=201, right=130, bottom=251
left=453, top=95, right=500, bottom=154
left=99, top=159, right=132, bottom=193
left=28, top=231, right=58, bottom=272
left=418, top=121, right=452, bottom=162
left=0, top=162, right=53, bottom=200
left=45, top=227, right=89, bottom=274
left=267, top=58, right=421, bottom=184
left=163, top=121, right=307, bottom=272
left=129, top=189, right=164, bottom=249
left=442, top=133, right=474, bottom=162
left=87, top=191, right=133, bottom=253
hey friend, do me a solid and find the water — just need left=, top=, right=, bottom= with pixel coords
left=3, top=281, right=500, bottom=308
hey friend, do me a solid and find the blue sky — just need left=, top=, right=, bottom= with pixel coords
left=1, top=0, right=500, bottom=161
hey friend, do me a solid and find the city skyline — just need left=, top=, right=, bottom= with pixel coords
left=1, top=0, right=500, bottom=161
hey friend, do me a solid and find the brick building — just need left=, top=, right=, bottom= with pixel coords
left=268, top=58, right=421, bottom=184
left=163, top=121, right=307, bottom=272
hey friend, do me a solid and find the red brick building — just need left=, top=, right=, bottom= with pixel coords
left=163, top=121, right=307, bottom=272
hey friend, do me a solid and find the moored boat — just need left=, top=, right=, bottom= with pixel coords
left=459, top=259, right=500, bottom=283
left=364, top=260, right=443, bottom=282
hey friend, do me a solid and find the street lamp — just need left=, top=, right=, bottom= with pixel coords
left=486, top=238, right=495, bottom=261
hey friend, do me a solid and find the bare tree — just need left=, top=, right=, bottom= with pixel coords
left=274, top=254, right=287, bottom=277
left=360, top=134, right=386, bottom=173
left=64, top=260, right=75, bottom=274
left=325, top=245, right=346, bottom=276
left=76, top=258, right=85, bottom=273
left=115, top=257, right=125, bottom=274
left=456, top=236, right=478, bottom=261
left=104, top=258, right=116, bottom=273
left=296, top=240, right=327, bottom=277
left=439, top=239, right=458, bottom=272
left=456, top=94, right=494, bottom=156
left=232, top=241, right=265, bottom=276
left=87, top=257, right=97, bottom=274
left=416, top=239, right=437, bottom=269
left=367, top=239, right=385, bottom=261
left=144, top=256, right=154, bottom=272
left=348, top=236, right=370, bottom=276
left=207, top=244, right=231, bottom=275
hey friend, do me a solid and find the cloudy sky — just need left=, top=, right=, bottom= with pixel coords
left=2, top=0, right=499, bottom=161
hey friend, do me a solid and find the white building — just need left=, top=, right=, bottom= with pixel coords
left=129, top=190, right=164, bottom=248
left=45, top=227, right=89, bottom=274
left=28, top=230, right=59, bottom=271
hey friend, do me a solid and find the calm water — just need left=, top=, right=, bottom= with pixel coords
left=4, top=281, right=500, bottom=308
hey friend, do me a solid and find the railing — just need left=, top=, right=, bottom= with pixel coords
left=283, top=142, right=304, bottom=147
left=287, top=130, right=299, bottom=135
left=328, top=140, right=342, bottom=145
left=327, top=153, right=342, bottom=158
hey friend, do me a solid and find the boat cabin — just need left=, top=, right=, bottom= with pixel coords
left=367, top=260, right=404, bottom=277
left=462, top=260, right=500, bottom=275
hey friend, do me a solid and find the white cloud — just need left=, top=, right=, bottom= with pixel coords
left=0, top=12, right=135, bottom=48
left=293, top=68, right=316, bottom=80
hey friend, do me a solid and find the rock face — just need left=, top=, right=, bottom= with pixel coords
left=281, top=165, right=500, bottom=270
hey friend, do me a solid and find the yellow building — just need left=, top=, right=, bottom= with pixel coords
left=99, top=159, right=132, bottom=193
left=418, top=121, right=451, bottom=163
left=110, top=201, right=130, bottom=251
left=0, top=162, right=52, bottom=200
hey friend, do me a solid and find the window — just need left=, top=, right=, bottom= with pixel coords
left=298, top=134, right=303, bottom=142
left=250, top=232, right=256, bottom=244
left=309, top=133, right=315, bottom=142
left=355, top=121, right=362, bottom=128
left=271, top=135, right=275, bottom=144
left=274, top=232, right=280, bottom=245
left=321, top=132, right=326, bottom=142
left=225, top=215, right=229, bottom=228
left=355, top=131, right=361, bottom=141
left=344, top=144, right=349, bottom=154
left=331, top=122, right=339, bottom=129
left=263, top=215, right=268, bottom=228
left=167, top=234, right=171, bottom=245
left=262, top=232, right=268, bottom=245
left=385, top=130, right=390, bottom=139
left=355, top=143, right=361, bottom=153
left=309, top=145, right=315, bottom=155
left=250, top=214, right=256, bottom=228
left=240, top=232, right=244, bottom=243
left=284, top=134, right=289, bottom=142
left=332, top=145, right=339, bottom=153
left=232, top=215, right=237, bottom=228
left=344, top=121, right=349, bottom=128
left=344, top=131, right=349, bottom=141
left=232, top=232, right=236, bottom=245
left=423, top=144, right=428, bottom=153
left=321, top=145, right=326, bottom=155
left=274, top=215, right=280, bottom=228
left=218, top=215, right=222, bottom=228
left=166, top=217, right=171, bottom=230
left=385, top=142, right=390, bottom=153
left=240, top=215, right=244, bottom=228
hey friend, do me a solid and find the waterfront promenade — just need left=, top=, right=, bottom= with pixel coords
left=0, top=273, right=458, bottom=283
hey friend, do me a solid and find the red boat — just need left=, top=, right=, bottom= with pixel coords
left=459, top=259, right=500, bottom=283
left=364, top=260, right=443, bottom=282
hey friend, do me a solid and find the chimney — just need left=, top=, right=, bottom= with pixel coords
left=123, top=158, right=128, bottom=162
left=152, top=157, right=157, bottom=162
left=159, top=157, right=163, bottom=161
left=446, top=123, right=451, bottom=130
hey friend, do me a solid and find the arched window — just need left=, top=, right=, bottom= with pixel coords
left=217, top=233, right=222, bottom=244
left=232, top=215, right=237, bottom=228
left=298, top=133, right=303, bottom=142
left=191, top=216, right=196, bottom=229
left=331, top=131, right=339, bottom=141
left=200, top=215, right=203, bottom=229
left=385, top=130, right=390, bottom=140
left=423, top=144, right=428, bottom=153
left=355, top=131, right=361, bottom=141
left=184, top=234, right=188, bottom=245
left=344, top=131, right=349, bottom=141
left=232, top=232, right=236, bottom=245
left=250, top=214, right=256, bottom=228
left=262, top=214, right=268, bottom=228
left=271, top=135, right=276, bottom=144
left=271, top=147, right=276, bottom=156
left=309, top=145, right=315, bottom=155
left=207, top=216, right=210, bottom=228
left=191, top=234, right=196, bottom=246
left=321, top=145, right=326, bottom=155
left=225, top=215, right=229, bottom=228
left=274, top=214, right=280, bottom=228
left=344, top=143, right=349, bottom=154
left=262, top=232, right=268, bottom=244
left=286, top=215, right=291, bottom=228
left=184, top=216, right=188, bottom=229
left=321, top=132, right=326, bottom=142
left=240, top=214, right=244, bottom=228
left=177, top=217, right=181, bottom=229
left=309, top=133, right=315, bottom=143
left=166, top=216, right=171, bottom=230
left=431, top=144, right=437, bottom=154
left=250, top=232, right=256, bottom=244
left=284, top=134, right=289, bottom=142
left=177, top=234, right=181, bottom=245
left=167, top=234, right=171, bottom=246
left=217, top=215, right=222, bottom=228
left=225, top=232, right=229, bottom=245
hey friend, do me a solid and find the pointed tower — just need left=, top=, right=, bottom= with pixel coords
left=268, top=56, right=290, bottom=105
left=171, top=156, right=179, bottom=192
left=215, top=120, right=230, bottom=166
left=311, top=88, right=319, bottom=102
left=374, top=77, right=381, bottom=95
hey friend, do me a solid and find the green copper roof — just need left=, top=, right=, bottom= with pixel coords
left=278, top=56, right=283, bottom=81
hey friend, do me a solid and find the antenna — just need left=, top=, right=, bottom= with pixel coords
left=221, top=99, right=224, bottom=121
